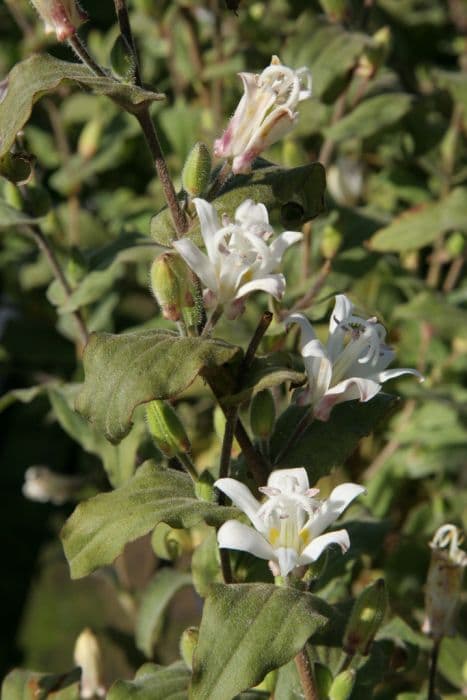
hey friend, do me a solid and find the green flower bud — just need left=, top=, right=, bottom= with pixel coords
left=318, top=0, right=349, bottom=22
left=182, top=142, right=212, bottom=198
left=179, top=627, right=199, bottom=670
left=78, top=119, right=103, bottom=160
left=0, top=152, right=33, bottom=184
left=320, top=224, right=343, bottom=259
left=329, top=670, right=356, bottom=700
left=314, top=663, right=333, bottom=697
left=110, top=34, right=136, bottom=83
left=150, top=252, right=201, bottom=328
left=146, top=400, right=191, bottom=458
left=250, top=390, right=276, bottom=439
left=194, top=470, right=216, bottom=502
left=446, top=231, right=465, bottom=258
left=151, top=522, right=192, bottom=560
left=344, top=578, right=387, bottom=656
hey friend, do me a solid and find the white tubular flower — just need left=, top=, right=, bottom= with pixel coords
left=74, top=629, right=106, bottom=699
left=214, top=56, right=312, bottom=174
left=423, top=524, right=467, bottom=640
left=29, top=0, right=88, bottom=42
left=215, top=468, right=365, bottom=577
left=286, top=294, right=423, bottom=421
left=172, top=197, right=302, bottom=317
left=22, top=466, right=81, bottom=505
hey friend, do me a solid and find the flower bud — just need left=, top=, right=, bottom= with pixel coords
left=150, top=252, right=201, bottom=328
left=179, top=627, right=199, bottom=670
left=110, top=34, right=136, bottom=83
left=329, top=670, right=356, bottom=700
left=250, top=390, right=276, bottom=439
left=343, top=578, right=387, bottom=656
left=30, top=0, right=88, bottom=42
left=151, top=522, right=192, bottom=560
left=422, top=524, right=467, bottom=640
left=78, top=119, right=103, bottom=160
left=320, top=224, right=343, bottom=260
left=146, top=400, right=191, bottom=458
left=182, top=143, right=212, bottom=198
left=73, top=628, right=105, bottom=698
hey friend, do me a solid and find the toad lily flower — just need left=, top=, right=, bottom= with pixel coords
left=216, top=468, right=365, bottom=577
left=214, top=56, right=312, bottom=174
left=30, top=0, right=88, bottom=41
left=286, top=294, right=423, bottom=421
left=172, top=197, right=302, bottom=318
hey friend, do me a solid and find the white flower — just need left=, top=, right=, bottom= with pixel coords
left=22, top=466, right=81, bottom=505
left=172, top=197, right=302, bottom=317
left=286, top=294, right=423, bottom=421
left=29, top=0, right=87, bottom=41
left=74, top=629, right=106, bottom=698
left=215, top=467, right=365, bottom=577
left=214, top=56, right=312, bottom=174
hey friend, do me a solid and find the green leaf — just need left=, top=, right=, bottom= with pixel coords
left=190, top=583, right=330, bottom=700
left=1, top=668, right=81, bottom=700
left=61, top=461, right=238, bottom=579
left=0, top=54, right=164, bottom=158
left=324, top=94, right=413, bottom=143
left=191, top=530, right=222, bottom=597
left=150, top=162, right=326, bottom=247
left=270, top=395, right=397, bottom=477
left=438, top=636, right=467, bottom=689
left=76, top=330, right=241, bottom=444
left=224, top=353, right=306, bottom=406
left=108, top=662, right=190, bottom=700
left=369, top=188, right=467, bottom=252
left=393, top=292, right=467, bottom=339
left=0, top=200, right=40, bottom=229
left=0, top=385, right=47, bottom=412
left=136, top=569, right=192, bottom=657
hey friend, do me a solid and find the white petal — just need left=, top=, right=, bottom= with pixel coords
left=305, top=483, right=366, bottom=539
left=374, top=368, right=424, bottom=383
left=268, top=231, right=303, bottom=268
left=301, top=338, right=332, bottom=405
left=314, top=377, right=381, bottom=421
left=214, top=477, right=264, bottom=532
left=246, top=106, right=296, bottom=153
left=285, top=313, right=317, bottom=350
left=235, top=273, right=285, bottom=301
left=235, top=199, right=269, bottom=227
left=275, top=547, right=300, bottom=576
left=329, top=294, right=353, bottom=332
left=172, top=239, right=218, bottom=293
left=217, top=520, right=274, bottom=561
left=267, top=468, right=310, bottom=493
left=299, top=529, right=350, bottom=564
left=193, top=198, right=221, bottom=260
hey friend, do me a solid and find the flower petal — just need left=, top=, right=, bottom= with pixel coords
left=267, top=468, right=310, bottom=493
left=275, top=547, right=301, bottom=576
left=217, top=520, right=274, bottom=561
left=192, top=198, right=221, bottom=260
left=299, top=529, right=350, bottom=564
left=374, top=367, right=424, bottom=383
left=268, top=231, right=303, bottom=268
left=235, top=199, right=269, bottom=227
left=304, top=483, right=366, bottom=539
left=214, top=477, right=264, bottom=532
left=235, top=273, right=285, bottom=301
left=172, top=239, right=218, bottom=293
left=314, top=377, right=381, bottom=421
left=285, top=312, right=317, bottom=349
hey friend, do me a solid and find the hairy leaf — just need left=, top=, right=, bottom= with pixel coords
left=76, top=330, right=241, bottom=443
left=108, top=662, right=190, bottom=700
left=61, top=461, right=238, bottom=579
left=191, top=583, right=330, bottom=700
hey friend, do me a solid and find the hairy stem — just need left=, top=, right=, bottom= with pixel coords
left=427, top=638, right=440, bottom=700
left=295, top=648, right=319, bottom=700
left=177, top=452, right=198, bottom=482
left=67, top=34, right=107, bottom=77
left=113, top=0, right=142, bottom=86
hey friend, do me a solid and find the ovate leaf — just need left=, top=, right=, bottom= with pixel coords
left=325, top=94, right=413, bottom=143
left=61, top=461, right=238, bottom=579
left=76, top=330, right=241, bottom=443
left=191, top=583, right=330, bottom=700
left=107, top=662, right=190, bottom=700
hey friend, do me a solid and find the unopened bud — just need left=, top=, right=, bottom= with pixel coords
left=318, top=0, right=349, bottom=22
left=30, top=0, right=88, bottom=42
left=180, top=627, right=198, bottom=669
left=357, top=26, right=391, bottom=78
left=320, top=224, right=343, bottom=259
left=110, top=34, right=136, bottom=83
left=194, top=470, right=215, bottom=502
left=422, top=524, right=467, bottom=640
left=344, top=578, right=387, bottom=656
left=0, top=152, right=33, bottom=184
left=73, top=628, right=105, bottom=698
left=151, top=522, right=192, bottom=560
left=78, top=119, right=103, bottom=160
left=146, top=400, right=191, bottom=458
left=329, top=670, right=356, bottom=700
left=446, top=231, right=465, bottom=258
left=250, top=390, right=276, bottom=439
left=150, top=252, right=201, bottom=328
left=182, top=143, right=212, bottom=197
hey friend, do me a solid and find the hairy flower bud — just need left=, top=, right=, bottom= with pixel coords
left=151, top=522, right=192, bottom=560
left=110, top=34, right=136, bottom=82
left=150, top=252, right=201, bottom=328
left=344, top=578, right=387, bottom=656
left=73, top=629, right=105, bottom=698
left=250, top=390, right=276, bottom=439
left=329, top=670, right=356, bottom=700
left=422, top=524, right=467, bottom=640
left=182, top=142, right=212, bottom=197
left=179, top=627, right=199, bottom=670
left=29, top=0, right=88, bottom=42
left=146, top=400, right=191, bottom=458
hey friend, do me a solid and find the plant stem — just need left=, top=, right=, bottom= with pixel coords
left=234, top=420, right=270, bottom=485
left=67, top=34, right=107, bottom=77
left=243, top=311, right=273, bottom=368
left=177, top=452, right=198, bottom=482
left=27, top=225, right=89, bottom=349
left=295, top=647, right=319, bottom=700
left=443, top=255, right=465, bottom=293
left=338, top=652, right=354, bottom=674
left=289, top=259, right=332, bottom=315
left=427, top=638, right=440, bottom=700
left=135, top=107, right=188, bottom=235
left=273, top=410, right=313, bottom=466
left=113, top=0, right=142, bottom=86
left=201, top=306, right=223, bottom=336
left=206, top=161, right=232, bottom=201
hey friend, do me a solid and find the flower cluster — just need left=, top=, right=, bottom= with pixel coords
left=214, top=56, right=312, bottom=174
left=29, top=0, right=88, bottom=41
left=173, top=197, right=302, bottom=318
left=287, top=294, right=423, bottom=420
left=216, top=467, right=365, bottom=577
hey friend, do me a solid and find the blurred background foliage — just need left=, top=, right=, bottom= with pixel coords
left=0, top=0, right=466, bottom=697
